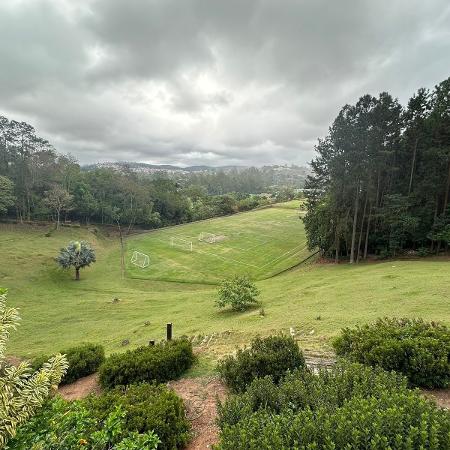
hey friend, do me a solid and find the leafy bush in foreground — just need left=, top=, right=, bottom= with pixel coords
left=98, top=338, right=194, bottom=389
left=333, top=317, right=450, bottom=388
left=33, top=343, right=105, bottom=385
left=217, top=363, right=450, bottom=449
left=8, top=396, right=160, bottom=450
left=217, top=335, right=305, bottom=392
left=84, top=383, right=190, bottom=450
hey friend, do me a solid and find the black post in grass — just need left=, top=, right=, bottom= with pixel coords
left=148, top=340, right=155, bottom=346
left=166, top=323, right=173, bottom=341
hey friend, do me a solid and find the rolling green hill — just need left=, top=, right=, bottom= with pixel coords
left=1, top=205, right=449, bottom=374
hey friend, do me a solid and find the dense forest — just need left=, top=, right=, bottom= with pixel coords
left=0, top=117, right=300, bottom=231
left=84, top=162, right=308, bottom=196
left=304, top=76, right=450, bottom=260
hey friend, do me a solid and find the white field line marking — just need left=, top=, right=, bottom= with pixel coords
left=258, top=242, right=309, bottom=269
left=193, top=247, right=261, bottom=269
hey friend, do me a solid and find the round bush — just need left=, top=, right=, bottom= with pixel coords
left=217, top=363, right=450, bottom=449
left=98, top=338, right=194, bottom=389
left=84, top=383, right=190, bottom=450
left=217, top=335, right=305, bottom=393
left=32, top=343, right=105, bottom=385
left=333, top=317, right=450, bottom=388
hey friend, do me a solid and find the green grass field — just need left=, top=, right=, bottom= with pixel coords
left=126, top=204, right=309, bottom=283
left=1, top=203, right=449, bottom=376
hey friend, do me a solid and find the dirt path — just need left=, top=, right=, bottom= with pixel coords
left=58, top=373, right=228, bottom=449
left=58, top=373, right=102, bottom=400
left=169, top=377, right=228, bottom=450
left=421, top=388, right=450, bottom=409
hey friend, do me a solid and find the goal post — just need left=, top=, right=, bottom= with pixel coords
left=170, top=236, right=193, bottom=251
left=198, top=232, right=217, bottom=244
left=131, top=251, right=150, bottom=268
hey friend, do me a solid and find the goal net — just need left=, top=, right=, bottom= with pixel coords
left=198, top=232, right=218, bottom=244
left=170, top=236, right=193, bottom=251
left=131, top=251, right=150, bottom=268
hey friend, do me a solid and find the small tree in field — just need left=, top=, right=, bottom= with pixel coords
left=216, top=275, right=260, bottom=312
left=44, top=185, right=73, bottom=229
left=0, top=288, right=68, bottom=446
left=56, top=241, right=96, bottom=280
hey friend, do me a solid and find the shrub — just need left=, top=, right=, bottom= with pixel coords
left=333, top=317, right=450, bottom=388
left=217, top=363, right=450, bottom=449
left=217, top=393, right=450, bottom=449
left=217, top=362, right=408, bottom=428
left=217, top=335, right=305, bottom=392
left=9, top=396, right=160, bottom=450
left=33, top=343, right=105, bottom=385
left=85, top=383, right=190, bottom=450
left=98, top=338, right=194, bottom=389
left=216, top=275, right=260, bottom=311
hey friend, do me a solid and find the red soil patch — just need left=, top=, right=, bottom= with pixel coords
left=58, top=373, right=101, bottom=400
left=421, top=388, right=450, bottom=409
left=169, top=377, right=228, bottom=450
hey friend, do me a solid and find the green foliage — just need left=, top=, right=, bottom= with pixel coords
left=8, top=396, right=160, bottom=450
left=32, top=343, right=105, bottom=385
left=304, top=77, right=450, bottom=260
left=217, top=363, right=450, bottom=449
left=98, top=338, right=194, bottom=389
left=217, top=362, right=408, bottom=428
left=217, top=335, right=305, bottom=393
left=216, top=275, right=260, bottom=311
left=84, top=383, right=190, bottom=450
left=333, top=317, right=450, bottom=388
left=56, top=240, right=96, bottom=280
left=0, top=175, right=15, bottom=215
left=0, top=290, right=68, bottom=447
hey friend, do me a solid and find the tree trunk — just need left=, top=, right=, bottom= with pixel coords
left=408, top=137, right=418, bottom=195
left=350, top=182, right=360, bottom=264
left=334, top=226, right=340, bottom=263
left=356, top=193, right=368, bottom=263
left=116, top=220, right=125, bottom=279
left=56, top=210, right=60, bottom=230
left=443, top=161, right=450, bottom=214
left=75, top=267, right=80, bottom=281
left=363, top=205, right=372, bottom=259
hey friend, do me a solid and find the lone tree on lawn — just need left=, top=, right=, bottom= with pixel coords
left=44, top=185, right=73, bottom=229
left=56, top=240, right=96, bottom=280
left=0, top=288, right=68, bottom=446
left=216, top=275, right=260, bottom=312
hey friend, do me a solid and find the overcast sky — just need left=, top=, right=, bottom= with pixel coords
left=1, top=0, right=449, bottom=167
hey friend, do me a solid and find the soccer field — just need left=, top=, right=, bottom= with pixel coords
left=126, top=205, right=311, bottom=283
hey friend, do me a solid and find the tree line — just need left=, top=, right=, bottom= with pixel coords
left=0, top=116, right=301, bottom=231
left=304, top=76, right=450, bottom=261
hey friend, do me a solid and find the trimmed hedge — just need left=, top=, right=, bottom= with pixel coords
left=98, top=338, right=194, bottom=389
left=333, top=317, right=450, bottom=388
left=84, top=383, right=190, bottom=450
left=217, top=363, right=450, bottom=449
left=32, top=343, right=105, bottom=385
left=217, top=335, right=305, bottom=393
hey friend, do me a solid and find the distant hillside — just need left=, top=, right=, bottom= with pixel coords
left=82, top=161, right=249, bottom=173
left=81, top=162, right=310, bottom=190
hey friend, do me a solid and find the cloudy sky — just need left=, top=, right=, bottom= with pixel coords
left=1, top=0, right=449, bottom=166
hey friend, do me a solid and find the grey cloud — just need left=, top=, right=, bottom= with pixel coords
left=0, top=0, right=449, bottom=166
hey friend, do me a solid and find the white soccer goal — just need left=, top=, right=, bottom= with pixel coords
left=170, top=236, right=193, bottom=251
left=131, top=251, right=150, bottom=268
left=198, top=232, right=218, bottom=244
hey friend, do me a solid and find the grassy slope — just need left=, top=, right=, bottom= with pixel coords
left=126, top=204, right=309, bottom=283
left=1, top=212, right=449, bottom=373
